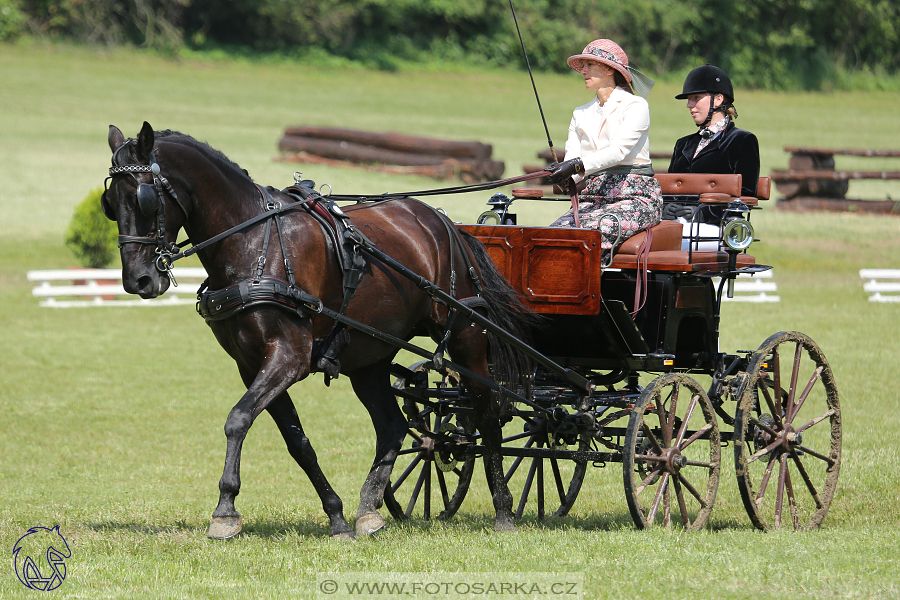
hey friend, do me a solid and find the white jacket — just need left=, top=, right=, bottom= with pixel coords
left=564, top=86, right=652, bottom=183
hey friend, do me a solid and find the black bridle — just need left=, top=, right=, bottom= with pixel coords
left=103, top=139, right=189, bottom=276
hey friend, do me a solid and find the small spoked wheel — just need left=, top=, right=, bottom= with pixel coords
left=623, top=374, right=721, bottom=530
left=384, top=363, right=475, bottom=521
left=501, top=414, right=591, bottom=520
left=734, top=331, right=841, bottom=531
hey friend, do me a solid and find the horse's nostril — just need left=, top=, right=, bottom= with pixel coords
left=137, top=275, right=153, bottom=292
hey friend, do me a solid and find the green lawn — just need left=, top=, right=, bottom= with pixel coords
left=1, top=41, right=899, bottom=599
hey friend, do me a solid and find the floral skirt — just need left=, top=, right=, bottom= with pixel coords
left=550, top=173, right=662, bottom=252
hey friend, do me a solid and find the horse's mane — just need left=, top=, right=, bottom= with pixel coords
left=155, top=129, right=253, bottom=183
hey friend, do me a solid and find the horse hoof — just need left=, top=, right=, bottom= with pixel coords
left=330, top=531, right=357, bottom=542
left=355, top=512, right=386, bottom=536
left=494, top=520, right=516, bottom=533
left=207, top=516, right=243, bottom=539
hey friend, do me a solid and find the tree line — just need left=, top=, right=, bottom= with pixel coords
left=3, top=0, right=899, bottom=90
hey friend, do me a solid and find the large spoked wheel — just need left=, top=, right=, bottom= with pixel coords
left=623, top=374, right=721, bottom=530
left=384, top=363, right=476, bottom=521
left=734, top=331, right=841, bottom=531
left=500, top=414, right=591, bottom=520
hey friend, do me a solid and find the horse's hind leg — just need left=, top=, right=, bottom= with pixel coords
left=267, top=394, right=355, bottom=540
left=348, top=360, right=408, bottom=536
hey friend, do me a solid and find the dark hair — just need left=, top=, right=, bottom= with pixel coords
left=614, top=70, right=633, bottom=94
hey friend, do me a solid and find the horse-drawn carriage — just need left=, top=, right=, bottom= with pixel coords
left=103, top=123, right=840, bottom=538
left=386, top=173, right=841, bottom=532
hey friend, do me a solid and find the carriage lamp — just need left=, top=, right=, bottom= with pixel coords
left=477, top=193, right=516, bottom=225
left=722, top=217, right=754, bottom=251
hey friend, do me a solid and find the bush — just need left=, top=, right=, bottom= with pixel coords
left=0, top=0, right=25, bottom=41
left=65, top=188, right=118, bottom=268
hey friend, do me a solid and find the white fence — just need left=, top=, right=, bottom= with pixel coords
left=27, top=268, right=207, bottom=308
left=860, top=269, right=900, bottom=303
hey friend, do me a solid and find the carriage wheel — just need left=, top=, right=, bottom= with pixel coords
left=384, top=363, right=476, bottom=521
left=734, top=331, right=841, bottom=531
left=500, top=413, right=595, bottom=520
left=623, top=374, right=721, bottom=530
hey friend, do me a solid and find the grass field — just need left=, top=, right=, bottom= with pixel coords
left=1, top=41, right=900, bottom=599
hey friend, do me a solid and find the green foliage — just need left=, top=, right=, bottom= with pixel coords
left=0, top=0, right=25, bottom=40
left=64, top=187, right=118, bottom=268
left=10, top=0, right=900, bottom=90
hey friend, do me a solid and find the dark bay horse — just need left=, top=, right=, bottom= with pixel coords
left=102, top=122, right=533, bottom=539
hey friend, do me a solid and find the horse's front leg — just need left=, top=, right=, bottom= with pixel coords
left=207, top=346, right=307, bottom=540
left=348, top=360, right=408, bottom=536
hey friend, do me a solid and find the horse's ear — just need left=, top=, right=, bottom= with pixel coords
left=108, top=125, right=125, bottom=152
left=136, top=121, right=155, bottom=161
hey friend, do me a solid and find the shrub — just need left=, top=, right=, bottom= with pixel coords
left=65, top=188, right=118, bottom=268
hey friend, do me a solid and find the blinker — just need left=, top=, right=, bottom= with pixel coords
left=100, top=189, right=116, bottom=221
left=137, top=182, right=159, bottom=216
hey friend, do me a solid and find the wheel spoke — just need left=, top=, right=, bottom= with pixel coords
left=785, top=463, right=800, bottom=530
left=436, top=468, right=450, bottom=511
left=405, top=464, right=428, bottom=518
left=684, top=459, right=719, bottom=469
left=647, top=472, right=670, bottom=524
left=755, top=451, right=779, bottom=508
left=775, top=453, right=788, bottom=529
left=424, top=460, right=432, bottom=520
left=677, top=472, right=707, bottom=507
left=675, top=394, right=699, bottom=447
left=392, top=453, right=423, bottom=490
left=664, top=387, right=679, bottom=446
left=771, top=347, right=783, bottom=417
left=794, top=444, right=837, bottom=466
left=504, top=436, right=535, bottom=482
left=680, top=422, right=713, bottom=450
left=794, top=408, right=837, bottom=434
left=748, top=437, right=782, bottom=464
left=663, top=480, right=672, bottom=530
left=788, top=366, right=824, bottom=424
left=515, top=457, right=539, bottom=519
left=672, top=476, right=692, bottom=528
left=635, top=465, right=664, bottom=496
left=641, top=421, right=665, bottom=455
left=550, top=458, right=566, bottom=506
left=790, top=450, right=824, bottom=509
left=757, top=377, right=784, bottom=429
left=785, top=343, right=803, bottom=423
left=537, top=457, right=545, bottom=520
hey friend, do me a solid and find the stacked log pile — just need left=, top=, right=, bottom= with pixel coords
left=277, top=126, right=504, bottom=183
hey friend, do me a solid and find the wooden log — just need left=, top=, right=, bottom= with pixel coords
left=771, top=169, right=900, bottom=181
left=784, top=147, right=900, bottom=158
left=777, top=197, right=900, bottom=214
left=275, top=151, right=459, bottom=179
left=280, top=135, right=458, bottom=167
left=283, top=126, right=492, bottom=160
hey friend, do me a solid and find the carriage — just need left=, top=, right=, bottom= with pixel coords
left=103, top=123, right=840, bottom=538
left=384, top=173, right=841, bottom=532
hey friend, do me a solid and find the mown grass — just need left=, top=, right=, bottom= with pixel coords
left=1, top=41, right=899, bottom=599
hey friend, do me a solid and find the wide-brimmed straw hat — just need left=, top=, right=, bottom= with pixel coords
left=567, top=39, right=655, bottom=97
left=568, top=39, right=631, bottom=81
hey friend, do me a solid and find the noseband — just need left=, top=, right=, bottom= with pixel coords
left=105, top=139, right=189, bottom=275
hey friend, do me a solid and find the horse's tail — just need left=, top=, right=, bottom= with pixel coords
left=458, top=228, right=543, bottom=399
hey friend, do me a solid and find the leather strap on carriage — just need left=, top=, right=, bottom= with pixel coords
left=631, top=227, right=653, bottom=317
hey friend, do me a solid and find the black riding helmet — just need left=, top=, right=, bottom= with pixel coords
left=676, top=64, right=736, bottom=127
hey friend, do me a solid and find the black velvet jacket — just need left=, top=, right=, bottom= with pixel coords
left=668, top=121, right=760, bottom=197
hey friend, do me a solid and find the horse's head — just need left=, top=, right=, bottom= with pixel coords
left=103, top=122, right=188, bottom=298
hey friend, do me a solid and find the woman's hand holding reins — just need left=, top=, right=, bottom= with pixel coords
left=546, top=158, right=584, bottom=184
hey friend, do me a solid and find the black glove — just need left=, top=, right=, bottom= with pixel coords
left=546, top=157, right=584, bottom=184
left=662, top=202, right=695, bottom=220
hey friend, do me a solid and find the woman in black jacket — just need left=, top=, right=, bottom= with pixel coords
left=667, top=65, right=760, bottom=225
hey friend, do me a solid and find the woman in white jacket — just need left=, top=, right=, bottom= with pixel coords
left=548, top=39, right=661, bottom=258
